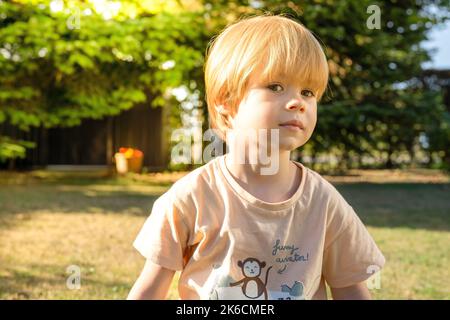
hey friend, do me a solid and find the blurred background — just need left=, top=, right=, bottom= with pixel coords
left=0, top=0, right=449, bottom=300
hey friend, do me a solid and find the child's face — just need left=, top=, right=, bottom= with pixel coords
left=228, top=69, right=317, bottom=152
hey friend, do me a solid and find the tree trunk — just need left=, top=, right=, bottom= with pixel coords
left=106, top=116, right=113, bottom=166
left=8, top=158, right=15, bottom=171
left=357, top=153, right=364, bottom=168
left=385, top=141, right=394, bottom=169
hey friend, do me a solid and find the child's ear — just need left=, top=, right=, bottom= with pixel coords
left=215, top=104, right=230, bottom=115
left=216, top=104, right=236, bottom=129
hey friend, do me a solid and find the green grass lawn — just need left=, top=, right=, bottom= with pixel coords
left=0, top=169, right=449, bottom=299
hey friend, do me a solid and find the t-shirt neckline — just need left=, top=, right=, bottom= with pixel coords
left=216, top=153, right=307, bottom=211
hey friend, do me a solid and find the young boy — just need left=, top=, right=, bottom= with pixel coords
left=128, top=14, right=385, bottom=300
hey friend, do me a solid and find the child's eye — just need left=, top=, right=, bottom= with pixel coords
left=301, top=89, right=315, bottom=97
left=267, top=84, right=284, bottom=92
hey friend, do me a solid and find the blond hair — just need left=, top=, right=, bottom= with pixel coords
left=204, top=13, right=329, bottom=141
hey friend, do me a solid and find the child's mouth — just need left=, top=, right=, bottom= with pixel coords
left=279, top=124, right=303, bottom=132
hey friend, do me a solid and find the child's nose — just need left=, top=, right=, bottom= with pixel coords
left=287, top=101, right=306, bottom=113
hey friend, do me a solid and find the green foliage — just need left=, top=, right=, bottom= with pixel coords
left=0, top=136, right=35, bottom=162
left=0, top=0, right=206, bottom=161
left=1, top=0, right=450, bottom=169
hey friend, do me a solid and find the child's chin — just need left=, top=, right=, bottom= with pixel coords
left=278, top=138, right=305, bottom=151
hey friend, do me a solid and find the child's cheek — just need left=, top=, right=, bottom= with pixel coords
left=240, top=107, right=265, bottom=127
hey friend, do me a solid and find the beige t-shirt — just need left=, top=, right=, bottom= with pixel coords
left=133, top=154, right=385, bottom=300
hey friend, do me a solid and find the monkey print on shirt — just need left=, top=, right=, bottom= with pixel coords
left=230, top=258, right=272, bottom=299
left=206, top=256, right=306, bottom=300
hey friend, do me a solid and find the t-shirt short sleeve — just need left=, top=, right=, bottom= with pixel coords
left=322, top=190, right=386, bottom=288
left=133, top=192, right=190, bottom=271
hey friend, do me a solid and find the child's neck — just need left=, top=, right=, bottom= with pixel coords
left=224, top=150, right=302, bottom=203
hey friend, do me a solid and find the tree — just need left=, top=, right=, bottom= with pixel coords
left=0, top=0, right=206, bottom=163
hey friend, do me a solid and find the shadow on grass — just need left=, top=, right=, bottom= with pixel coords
left=0, top=187, right=161, bottom=214
left=0, top=183, right=163, bottom=232
left=335, top=182, right=450, bottom=231
left=0, top=170, right=179, bottom=188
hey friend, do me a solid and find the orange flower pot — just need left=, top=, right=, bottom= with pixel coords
left=114, top=148, right=144, bottom=174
